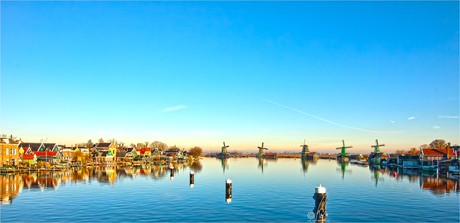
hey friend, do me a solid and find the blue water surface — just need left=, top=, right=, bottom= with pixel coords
left=1, top=158, right=459, bottom=222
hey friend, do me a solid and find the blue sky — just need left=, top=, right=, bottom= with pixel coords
left=1, top=1, right=459, bottom=153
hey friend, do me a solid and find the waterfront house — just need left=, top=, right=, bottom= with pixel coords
left=303, top=152, right=319, bottom=160
left=20, top=143, right=42, bottom=154
left=165, top=148, right=181, bottom=157
left=136, top=148, right=152, bottom=158
left=34, top=151, right=60, bottom=164
left=0, top=137, right=20, bottom=166
left=368, top=152, right=388, bottom=165
left=264, top=152, right=278, bottom=159
left=95, top=143, right=117, bottom=160
left=62, top=147, right=74, bottom=162
left=22, top=154, right=37, bottom=164
left=420, top=148, right=455, bottom=165
left=76, top=146, right=90, bottom=159
left=397, top=155, right=420, bottom=168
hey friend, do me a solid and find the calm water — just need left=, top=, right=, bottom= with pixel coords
left=1, top=158, right=459, bottom=222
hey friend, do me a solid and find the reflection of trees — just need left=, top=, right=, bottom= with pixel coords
left=189, top=161, right=202, bottom=173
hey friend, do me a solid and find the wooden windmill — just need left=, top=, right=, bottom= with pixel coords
left=221, top=142, right=229, bottom=155
left=371, top=139, right=385, bottom=153
left=336, top=140, right=352, bottom=156
left=258, top=142, right=268, bottom=157
left=301, top=139, right=309, bottom=154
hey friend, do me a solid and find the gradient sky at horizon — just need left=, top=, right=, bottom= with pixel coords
left=1, top=1, right=459, bottom=153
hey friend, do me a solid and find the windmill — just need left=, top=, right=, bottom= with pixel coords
left=336, top=140, right=352, bottom=162
left=301, top=139, right=309, bottom=154
left=371, top=139, right=385, bottom=153
left=221, top=142, right=229, bottom=155
left=257, top=142, right=268, bottom=157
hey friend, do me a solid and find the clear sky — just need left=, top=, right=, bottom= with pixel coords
left=1, top=1, right=459, bottom=154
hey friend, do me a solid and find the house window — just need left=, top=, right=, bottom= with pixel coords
left=6, top=149, right=8, bottom=155
left=14, top=149, right=16, bottom=155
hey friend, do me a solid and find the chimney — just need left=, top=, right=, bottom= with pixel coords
left=446, top=143, right=450, bottom=159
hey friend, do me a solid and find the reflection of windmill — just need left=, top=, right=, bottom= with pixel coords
left=370, top=166, right=385, bottom=187
left=336, top=140, right=352, bottom=162
left=257, top=142, right=268, bottom=157
left=336, top=161, right=352, bottom=179
left=371, top=139, right=385, bottom=153
left=221, top=158, right=229, bottom=173
left=301, top=159, right=310, bottom=174
left=258, top=158, right=268, bottom=173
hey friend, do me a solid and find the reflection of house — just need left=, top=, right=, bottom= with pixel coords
left=420, top=176, right=456, bottom=195
left=264, top=153, right=278, bottom=159
left=1, top=174, right=21, bottom=205
left=0, top=136, right=20, bottom=166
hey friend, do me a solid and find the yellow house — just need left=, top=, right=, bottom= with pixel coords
left=95, top=142, right=117, bottom=161
left=0, top=140, right=20, bottom=167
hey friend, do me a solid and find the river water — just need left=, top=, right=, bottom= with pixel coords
left=1, top=158, right=459, bottom=222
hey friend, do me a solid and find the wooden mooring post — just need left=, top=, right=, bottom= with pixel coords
left=225, top=179, right=232, bottom=203
left=313, top=184, right=328, bottom=222
left=190, top=171, right=194, bottom=188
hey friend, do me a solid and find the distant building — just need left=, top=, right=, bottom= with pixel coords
left=0, top=136, right=20, bottom=166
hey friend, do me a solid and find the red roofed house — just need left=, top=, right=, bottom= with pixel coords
left=22, top=154, right=37, bottom=164
left=33, top=151, right=60, bottom=164
left=136, top=148, right=152, bottom=158
left=420, top=148, right=455, bottom=165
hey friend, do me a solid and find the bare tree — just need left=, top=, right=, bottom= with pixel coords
left=188, top=146, right=203, bottom=158
left=419, top=144, right=429, bottom=149
left=150, top=141, right=168, bottom=150
left=130, top=143, right=136, bottom=148
left=86, top=139, right=93, bottom=148
left=99, top=138, right=104, bottom=143
left=145, top=141, right=149, bottom=148
left=429, top=139, right=447, bottom=149
left=395, top=149, right=405, bottom=155
left=407, top=148, right=420, bottom=156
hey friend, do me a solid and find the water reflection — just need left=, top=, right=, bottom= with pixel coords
left=218, top=158, right=229, bottom=173
left=369, top=165, right=387, bottom=187
left=2, top=159, right=459, bottom=206
left=336, top=161, right=352, bottom=179
left=258, top=158, right=267, bottom=173
left=301, top=159, right=317, bottom=174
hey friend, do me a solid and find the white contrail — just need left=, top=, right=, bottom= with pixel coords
left=263, top=99, right=377, bottom=133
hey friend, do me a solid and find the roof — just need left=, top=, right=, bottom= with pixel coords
left=22, top=143, right=43, bottom=152
left=23, top=154, right=36, bottom=160
left=126, top=148, right=136, bottom=153
left=42, top=143, right=57, bottom=150
left=422, top=148, right=455, bottom=156
left=96, top=143, right=112, bottom=148
left=34, top=151, right=58, bottom=157
left=117, top=151, right=128, bottom=158
left=265, top=153, right=277, bottom=156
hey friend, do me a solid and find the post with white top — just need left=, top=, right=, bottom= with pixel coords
left=313, top=184, right=328, bottom=222
left=190, top=171, right=195, bottom=188
left=170, top=166, right=175, bottom=180
left=226, top=179, right=232, bottom=203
